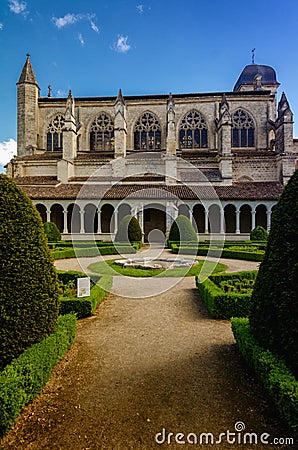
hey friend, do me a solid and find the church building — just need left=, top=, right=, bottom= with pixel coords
left=6, top=55, right=298, bottom=241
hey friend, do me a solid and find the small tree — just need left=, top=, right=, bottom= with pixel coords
left=250, top=170, right=298, bottom=377
left=115, top=215, right=142, bottom=243
left=168, top=215, right=198, bottom=243
left=0, top=175, right=60, bottom=370
left=250, top=225, right=268, bottom=241
left=44, top=221, right=61, bottom=242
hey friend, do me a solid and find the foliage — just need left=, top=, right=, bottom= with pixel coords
left=58, top=271, right=112, bottom=319
left=0, top=175, right=60, bottom=371
left=43, top=221, right=61, bottom=242
left=196, top=271, right=257, bottom=319
left=115, top=214, right=142, bottom=243
left=168, top=215, right=198, bottom=243
left=52, top=243, right=137, bottom=260
left=250, top=170, right=298, bottom=377
left=0, top=314, right=76, bottom=438
left=250, top=225, right=268, bottom=241
left=171, top=244, right=264, bottom=261
left=232, top=318, right=298, bottom=435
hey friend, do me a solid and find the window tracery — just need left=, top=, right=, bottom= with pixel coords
left=90, top=113, right=114, bottom=152
left=134, top=112, right=162, bottom=150
left=232, top=109, right=255, bottom=147
left=179, top=111, right=208, bottom=149
left=47, top=114, right=65, bottom=151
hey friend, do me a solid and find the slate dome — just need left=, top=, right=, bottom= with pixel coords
left=233, top=64, right=279, bottom=92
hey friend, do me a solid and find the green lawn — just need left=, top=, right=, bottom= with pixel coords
left=88, top=259, right=227, bottom=278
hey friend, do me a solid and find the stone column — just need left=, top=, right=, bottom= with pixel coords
left=114, top=207, right=119, bottom=234
left=235, top=208, right=241, bottom=234
left=166, top=93, right=176, bottom=155
left=114, top=89, right=127, bottom=158
left=97, top=208, right=102, bottom=234
left=46, top=209, right=51, bottom=222
left=79, top=208, right=85, bottom=234
left=267, top=209, right=272, bottom=231
left=220, top=207, right=225, bottom=234
left=251, top=207, right=256, bottom=231
left=204, top=207, right=209, bottom=234
left=63, top=209, right=68, bottom=233
left=138, top=204, right=144, bottom=234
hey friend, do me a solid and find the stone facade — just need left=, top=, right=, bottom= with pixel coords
left=6, top=56, right=298, bottom=240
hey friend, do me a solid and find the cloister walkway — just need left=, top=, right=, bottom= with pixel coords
left=0, top=254, right=292, bottom=450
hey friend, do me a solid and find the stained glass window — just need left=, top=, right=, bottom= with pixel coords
left=232, top=109, right=255, bottom=148
left=134, top=112, right=162, bottom=150
left=90, top=113, right=114, bottom=152
left=47, top=114, right=65, bottom=151
left=179, top=111, right=208, bottom=149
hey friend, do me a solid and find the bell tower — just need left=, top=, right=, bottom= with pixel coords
left=16, top=54, right=40, bottom=157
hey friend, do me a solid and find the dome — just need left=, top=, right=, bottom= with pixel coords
left=233, top=64, right=279, bottom=92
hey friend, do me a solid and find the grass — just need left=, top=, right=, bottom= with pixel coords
left=88, top=259, right=227, bottom=278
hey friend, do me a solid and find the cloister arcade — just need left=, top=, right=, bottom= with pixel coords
left=35, top=199, right=276, bottom=241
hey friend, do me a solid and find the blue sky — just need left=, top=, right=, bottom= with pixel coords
left=0, top=0, right=298, bottom=167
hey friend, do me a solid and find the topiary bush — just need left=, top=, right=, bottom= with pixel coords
left=250, top=170, right=298, bottom=377
left=44, top=221, right=61, bottom=242
left=115, top=214, right=142, bottom=243
left=0, top=175, right=60, bottom=371
left=250, top=225, right=268, bottom=241
left=168, top=215, right=198, bottom=243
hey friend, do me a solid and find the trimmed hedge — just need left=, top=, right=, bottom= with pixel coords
left=58, top=271, right=112, bottom=319
left=0, top=314, right=76, bottom=438
left=0, top=175, right=60, bottom=371
left=232, top=318, right=298, bottom=435
left=115, top=215, right=142, bottom=242
left=43, top=221, right=61, bottom=242
left=52, top=244, right=137, bottom=260
left=196, top=271, right=257, bottom=319
left=172, top=245, right=264, bottom=261
left=250, top=226, right=268, bottom=241
left=168, top=215, right=198, bottom=243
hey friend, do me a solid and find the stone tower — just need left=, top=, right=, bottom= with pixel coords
left=16, top=54, right=40, bottom=157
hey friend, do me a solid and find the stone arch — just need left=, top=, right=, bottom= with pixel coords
left=101, top=204, right=115, bottom=233
left=67, top=203, right=80, bottom=233
left=240, top=204, right=252, bottom=233
left=143, top=203, right=166, bottom=242
left=84, top=203, right=98, bottom=233
left=224, top=204, right=236, bottom=233
left=50, top=203, right=64, bottom=232
left=36, top=203, right=47, bottom=223
left=255, top=204, right=267, bottom=229
left=118, top=203, right=131, bottom=222
left=178, top=203, right=190, bottom=218
left=237, top=175, right=254, bottom=182
left=208, top=204, right=221, bottom=233
left=193, top=204, right=205, bottom=233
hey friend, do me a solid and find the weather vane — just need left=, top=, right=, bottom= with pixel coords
left=252, top=48, right=256, bottom=64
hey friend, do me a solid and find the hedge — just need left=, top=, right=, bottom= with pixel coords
left=196, top=271, right=258, bottom=319
left=0, top=314, right=76, bottom=438
left=172, top=245, right=264, bottom=261
left=58, top=271, right=112, bottom=319
left=52, top=244, right=137, bottom=260
left=232, top=318, right=298, bottom=435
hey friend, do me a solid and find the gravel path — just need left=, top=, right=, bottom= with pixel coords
left=0, top=274, right=292, bottom=449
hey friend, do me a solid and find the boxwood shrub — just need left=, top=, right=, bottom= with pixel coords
left=232, top=318, right=298, bottom=435
left=43, top=221, right=61, bottom=242
left=0, top=314, right=76, bottom=438
left=196, top=271, right=257, bottom=319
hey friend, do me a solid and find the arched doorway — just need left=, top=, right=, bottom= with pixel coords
left=208, top=204, right=221, bottom=233
left=143, top=204, right=166, bottom=243
left=101, top=204, right=115, bottom=233
left=224, top=204, right=236, bottom=233
left=51, top=203, right=64, bottom=232
left=193, top=204, right=205, bottom=233
left=67, top=204, right=80, bottom=233
left=118, top=203, right=131, bottom=222
left=36, top=204, right=47, bottom=223
left=256, top=204, right=267, bottom=229
left=240, top=204, right=252, bottom=233
left=84, top=204, right=98, bottom=233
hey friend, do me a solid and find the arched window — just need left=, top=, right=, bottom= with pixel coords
left=90, top=113, right=114, bottom=152
left=232, top=109, right=255, bottom=148
left=134, top=112, right=161, bottom=150
left=179, top=110, right=208, bottom=149
left=47, top=114, right=65, bottom=151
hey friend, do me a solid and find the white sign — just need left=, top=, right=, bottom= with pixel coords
left=77, top=277, right=91, bottom=298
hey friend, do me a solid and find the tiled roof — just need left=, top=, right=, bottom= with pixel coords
left=10, top=176, right=58, bottom=185
left=15, top=180, right=283, bottom=201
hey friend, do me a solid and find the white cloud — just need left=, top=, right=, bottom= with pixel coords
left=113, top=35, right=131, bottom=53
left=0, top=23, right=3, bottom=30
left=136, top=4, right=144, bottom=13
left=0, top=139, right=17, bottom=165
left=78, top=33, right=85, bottom=46
left=52, top=12, right=99, bottom=34
left=52, top=13, right=80, bottom=29
left=57, top=89, right=67, bottom=97
left=8, top=0, right=28, bottom=15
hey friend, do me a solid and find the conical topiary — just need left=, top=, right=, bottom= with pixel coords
left=44, top=221, right=61, bottom=242
left=168, top=215, right=198, bottom=243
left=250, top=170, right=298, bottom=376
left=115, top=214, right=142, bottom=243
left=0, top=175, right=60, bottom=370
left=250, top=225, right=268, bottom=241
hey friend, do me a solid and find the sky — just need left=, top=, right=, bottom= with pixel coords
left=1, top=0, right=298, bottom=169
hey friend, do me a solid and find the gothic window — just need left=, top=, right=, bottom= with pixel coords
left=90, top=113, right=114, bottom=152
left=134, top=112, right=162, bottom=150
left=47, top=114, right=65, bottom=151
left=179, top=111, right=208, bottom=149
left=232, top=109, right=255, bottom=148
